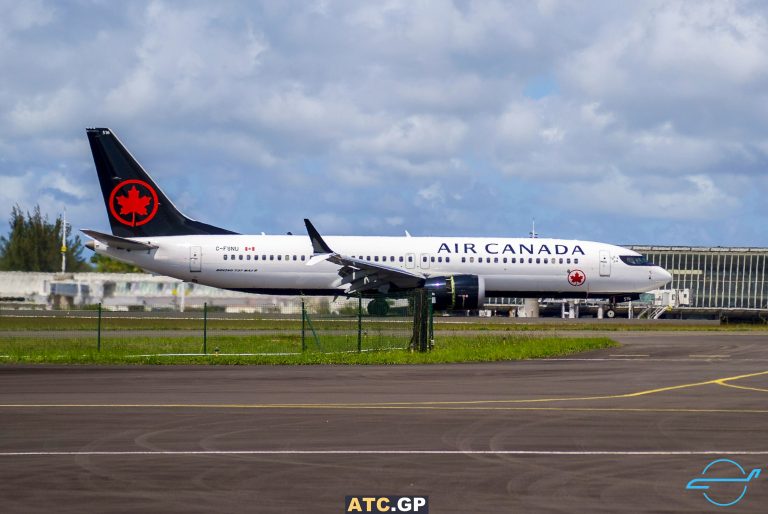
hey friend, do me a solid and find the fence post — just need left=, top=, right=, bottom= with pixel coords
left=429, top=293, right=434, bottom=349
left=203, top=302, right=208, bottom=355
left=410, top=290, right=430, bottom=353
left=301, top=299, right=306, bottom=352
left=97, top=302, right=102, bottom=352
left=357, top=295, right=362, bottom=353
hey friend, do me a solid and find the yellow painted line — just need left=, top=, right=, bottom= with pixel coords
left=717, top=382, right=768, bottom=393
left=2, top=370, right=766, bottom=410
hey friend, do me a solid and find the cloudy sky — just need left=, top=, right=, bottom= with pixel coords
left=1, top=0, right=767, bottom=246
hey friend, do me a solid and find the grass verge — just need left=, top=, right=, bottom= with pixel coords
left=0, top=334, right=616, bottom=365
left=2, top=315, right=765, bottom=332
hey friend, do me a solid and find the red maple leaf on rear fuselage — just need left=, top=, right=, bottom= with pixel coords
left=116, top=186, right=152, bottom=226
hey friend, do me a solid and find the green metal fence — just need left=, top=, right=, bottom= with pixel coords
left=0, top=292, right=433, bottom=357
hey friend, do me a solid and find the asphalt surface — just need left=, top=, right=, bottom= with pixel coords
left=1, top=332, right=768, bottom=513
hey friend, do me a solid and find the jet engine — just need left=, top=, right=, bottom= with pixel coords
left=423, top=275, right=486, bottom=310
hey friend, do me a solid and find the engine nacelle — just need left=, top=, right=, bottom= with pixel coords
left=423, top=275, right=486, bottom=310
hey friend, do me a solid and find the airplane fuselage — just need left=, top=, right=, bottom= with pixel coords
left=91, top=234, right=672, bottom=299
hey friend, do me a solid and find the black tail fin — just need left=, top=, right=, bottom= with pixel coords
left=87, top=128, right=237, bottom=237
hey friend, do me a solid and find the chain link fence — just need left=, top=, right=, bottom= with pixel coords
left=0, top=293, right=433, bottom=358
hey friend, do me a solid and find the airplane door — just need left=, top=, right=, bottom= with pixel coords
left=420, top=253, right=431, bottom=269
left=599, top=250, right=610, bottom=277
left=190, top=246, right=202, bottom=272
left=405, top=253, right=415, bottom=269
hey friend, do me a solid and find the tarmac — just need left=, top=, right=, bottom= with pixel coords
left=1, top=332, right=767, bottom=512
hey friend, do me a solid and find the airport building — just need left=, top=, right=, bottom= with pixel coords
left=630, top=246, right=768, bottom=311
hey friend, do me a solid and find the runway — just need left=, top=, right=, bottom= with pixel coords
left=1, top=332, right=767, bottom=512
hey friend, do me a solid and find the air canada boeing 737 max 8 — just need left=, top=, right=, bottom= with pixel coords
left=83, top=128, right=672, bottom=310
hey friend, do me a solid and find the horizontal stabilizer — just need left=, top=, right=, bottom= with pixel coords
left=82, top=229, right=158, bottom=251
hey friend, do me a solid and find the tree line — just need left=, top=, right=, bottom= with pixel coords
left=0, top=205, right=140, bottom=273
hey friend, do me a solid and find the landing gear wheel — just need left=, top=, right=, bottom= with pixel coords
left=367, top=298, right=390, bottom=316
left=605, top=308, right=616, bottom=318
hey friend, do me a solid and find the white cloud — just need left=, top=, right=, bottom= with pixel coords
left=580, top=102, right=615, bottom=129
left=342, top=115, right=467, bottom=159
left=0, top=0, right=767, bottom=244
left=416, top=182, right=446, bottom=205
left=496, top=102, right=541, bottom=145
left=2, top=0, right=56, bottom=31
left=564, top=2, right=768, bottom=99
left=557, top=172, right=738, bottom=220
left=8, top=88, right=82, bottom=134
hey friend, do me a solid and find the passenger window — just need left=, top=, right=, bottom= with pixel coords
left=536, top=258, right=540, bottom=264
left=431, top=256, right=435, bottom=262
left=567, top=258, right=571, bottom=264
left=270, top=255, right=274, bottom=261
left=487, top=257, right=491, bottom=263
left=528, top=258, right=533, bottom=263
left=367, top=256, right=371, bottom=261
left=437, top=257, right=442, bottom=263
left=293, top=255, right=297, bottom=261
left=374, top=256, right=379, bottom=262
left=277, top=255, right=282, bottom=260
left=408, top=256, right=413, bottom=262
left=543, top=258, right=548, bottom=264
left=470, top=257, right=474, bottom=263
left=239, top=255, right=243, bottom=260
left=399, top=256, right=404, bottom=262
left=446, top=257, right=450, bottom=263
left=247, top=255, right=251, bottom=261
left=511, top=258, right=516, bottom=263
left=390, top=256, right=395, bottom=262
left=574, top=258, right=579, bottom=264
left=494, top=257, right=499, bottom=263
left=559, top=258, right=563, bottom=264
left=223, top=255, right=228, bottom=260
left=301, top=255, right=306, bottom=261
left=461, top=257, right=466, bottom=263
left=231, top=254, right=235, bottom=260
left=254, top=255, right=259, bottom=261
left=422, top=256, right=427, bottom=262
left=502, top=257, right=507, bottom=264
left=285, top=255, right=289, bottom=261
left=262, top=255, right=267, bottom=260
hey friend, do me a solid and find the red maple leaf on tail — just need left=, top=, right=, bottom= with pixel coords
left=116, top=186, right=152, bottom=226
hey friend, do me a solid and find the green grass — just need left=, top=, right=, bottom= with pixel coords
left=0, top=315, right=409, bottom=331
left=433, top=321, right=767, bottom=331
left=0, top=334, right=616, bottom=365
left=3, top=315, right=764, bottom=332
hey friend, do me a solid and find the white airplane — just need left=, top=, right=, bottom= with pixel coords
left=83, top=128, right=672, bottom=311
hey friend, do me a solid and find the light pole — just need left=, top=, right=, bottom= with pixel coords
left=61, top=208, right=71, bottom=273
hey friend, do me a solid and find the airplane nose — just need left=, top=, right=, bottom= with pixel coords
left=656, top=267, right=672, bottom=285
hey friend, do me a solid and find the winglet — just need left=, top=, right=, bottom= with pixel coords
left=304, top=219, right=334, bottom=254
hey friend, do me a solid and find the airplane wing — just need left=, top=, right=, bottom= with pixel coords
left=304, top=219, right=424, bottom=294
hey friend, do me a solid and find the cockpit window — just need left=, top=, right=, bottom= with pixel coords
left=620, top=255, right=654, bottom=266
